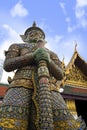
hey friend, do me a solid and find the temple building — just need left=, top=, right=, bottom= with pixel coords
left=61, top=46, right=87, bottom=124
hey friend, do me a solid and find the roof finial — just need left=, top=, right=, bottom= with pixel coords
left=74, top=40, right=78, bottom=52
left=62, top=55, right=65, bottom=69
left=62, top=55, right=65, bottom=63
left=32, top=21, right=36, bottom=27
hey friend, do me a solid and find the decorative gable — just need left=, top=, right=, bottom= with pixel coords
left=66, top=65, right=87, bottom=88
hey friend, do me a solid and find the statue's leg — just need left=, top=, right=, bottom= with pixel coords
left=51, top=91, right=81, bottom=130
left=0, top=87, right=33, bottom=130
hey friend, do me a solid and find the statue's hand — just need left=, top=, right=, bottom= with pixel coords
left=33, top=48, right=50, bottom=63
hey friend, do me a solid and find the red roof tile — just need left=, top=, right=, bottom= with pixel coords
left=0, top=86, right=8, bottom=96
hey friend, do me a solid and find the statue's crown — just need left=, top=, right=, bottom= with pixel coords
left=20, top=21, right=45, bottom=42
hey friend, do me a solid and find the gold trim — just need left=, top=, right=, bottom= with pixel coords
left=54, top=119, right=80, bottom=128
left=0, top=118, right=28, bottom=130
left=65, top=51, right=77, bottom=72
left=32, top=71, right=40, bottom=130
left=65, top=99, right=78, bottom=119
left=10, top=79, right=34, bottom=89
left=65, top=80, right=87, bottom=88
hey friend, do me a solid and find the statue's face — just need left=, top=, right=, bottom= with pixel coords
left=27, top=30, right=44, bottom=41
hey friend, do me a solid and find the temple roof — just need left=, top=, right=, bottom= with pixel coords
left=0, top=83, right=9, bottom=98
left=65, top=49, right=87, bottom=76
left=61, top=48, right=87, bottom=99
left=75, top=53, right=87, bottom=76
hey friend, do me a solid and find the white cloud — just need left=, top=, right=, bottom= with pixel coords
left=10, top=1, right=28, bottom=17
left=3, top=24, right=19, bottom=39
left=65, top=0, right=87, bottom=32
left=46, top=35, right=76, bottom=65
left=75, top=8, right=85, bottom=19
left=59, top=2, right=67, bottom=15
left=54, top=35, right=63, bottom=43
left=76, top=0, right=87, bottom=7
left=65, top=17, right=71, bottom=23
left=46, top=35, right=63, bottom=51
left=67, top=24, right=79, bottom=33
left=65, top=16, right=78, bottom=33
left=75, top=0, right=87, bottom=28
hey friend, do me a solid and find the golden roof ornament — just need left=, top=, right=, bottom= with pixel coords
left=62, top=55, right=65, bottom=70
left=20, top=21, right=45, bottom=43
left=74, top=40, right=78, bottom=52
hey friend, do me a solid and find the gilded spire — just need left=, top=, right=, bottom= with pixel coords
left=62, top=55, right=65, bottom=70
left=74, top=40, right=78, bottom=52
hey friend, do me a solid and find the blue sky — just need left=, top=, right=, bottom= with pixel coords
left=0, top=0, right=87, bottom=83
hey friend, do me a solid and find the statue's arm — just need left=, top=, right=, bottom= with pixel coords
left=48, top=50, right=64, bottom=80
left=4, top=44, right=34, bottom=72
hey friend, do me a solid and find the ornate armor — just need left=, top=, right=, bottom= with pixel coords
left=0, top=22, right=85, bottom=130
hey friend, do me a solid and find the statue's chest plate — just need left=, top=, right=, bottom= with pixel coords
left=19, top=43, right=37, bottom=55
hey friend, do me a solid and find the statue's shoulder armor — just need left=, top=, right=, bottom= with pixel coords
left=8, top=43, right=30, bottom=49
left=7, top=43, right=31, bottom=52
left=9, top=43, right=24, bottom=51
left=4, top=43, right=18, bottom=54
left=5, top=43, right=20, bottom=58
